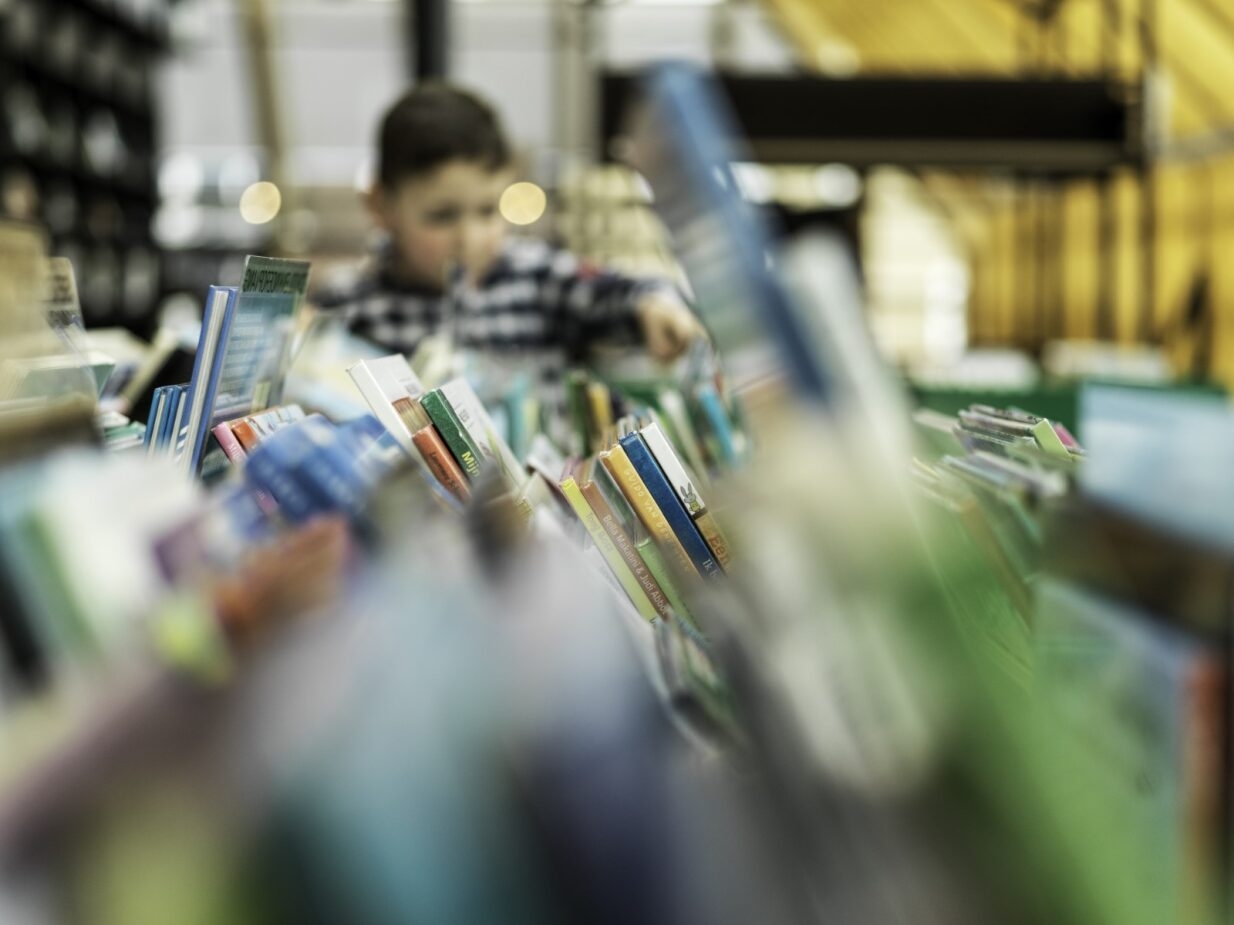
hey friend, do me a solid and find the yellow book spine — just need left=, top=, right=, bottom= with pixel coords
left=599, top=446, right=699, bottom=581
left=561, top=476, right=659, bottom=622
left=694, top=510, right=732, bottom=571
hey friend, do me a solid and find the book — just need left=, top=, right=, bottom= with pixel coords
left=144, top=386, right=168, bottom=455
left=560, top=461, right=660, bottom=623
left=231, top=418, right=262, bottom=453
left=619, top=432, right=722, bottom=580
left=181, top=285, right=237, bottom=472
left=637, top=534, right=701, bottom=632
left=639, top=420, right=704, bottom=517
left=577, top=460, right=675, bottom=623
left=696, top=384, right=739, bottom=466
left=693, top=511, right=732, bottom=571
left=197, top=257, right=310, bottom=475
left=420, top=388, right=483, bottom=482
left=599, top=444, right=698, bottom=582
left=211, top=422, right=248, bottom=463
left=654, top=389, right=710, bottom=483
left=346, top=354, right=426, bottom=453
left=410, top=423, right=471, bottom=503
left=439, top=377, right=526, bottom=491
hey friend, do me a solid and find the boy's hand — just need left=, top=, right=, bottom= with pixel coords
left=636, top=293, right=706, bottom=363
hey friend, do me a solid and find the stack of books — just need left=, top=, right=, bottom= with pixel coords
left=909, top=402, right=1083, bottom=685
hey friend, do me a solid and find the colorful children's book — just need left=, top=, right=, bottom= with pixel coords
left=420, top=388, right=484, bottom=482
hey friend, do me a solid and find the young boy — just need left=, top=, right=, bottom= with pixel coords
left=315, top=83, right=704, bottom=377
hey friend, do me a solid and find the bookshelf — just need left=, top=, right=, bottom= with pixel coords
left=0, top=0, right=171, bottom=334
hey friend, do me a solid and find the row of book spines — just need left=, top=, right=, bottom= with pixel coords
left=583, top=475, right=689, bottom=623
left=561, top=471, right=697, bottom=630
left=391, top=393, right=474, bottom=504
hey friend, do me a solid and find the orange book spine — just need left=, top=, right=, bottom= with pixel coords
left=694, top=510, right=732, bottom=571
left=230, top=418, right=262, bottom=452
left=579, top=479, right=675, bottom=622
left=599, top=446, right=698, bottom=581
left=412, top=424, right=471, bottom=503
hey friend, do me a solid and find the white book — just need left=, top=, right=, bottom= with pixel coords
left=640, top=420, right=706, bottom=517
left=347, top=355, right=424, bottom=453
left=655, top=389, right=710, bottom=487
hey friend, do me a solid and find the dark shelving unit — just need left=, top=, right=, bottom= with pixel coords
left=0, top=0, right=172, bottom=337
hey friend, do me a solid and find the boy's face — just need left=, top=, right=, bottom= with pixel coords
left=372, top=159, right=514, bottom=291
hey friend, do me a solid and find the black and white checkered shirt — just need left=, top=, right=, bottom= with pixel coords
left=315, top=240, right=672, bottom=379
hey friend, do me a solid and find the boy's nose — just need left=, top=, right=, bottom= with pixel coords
left=457, top=223, right=488, bottom=267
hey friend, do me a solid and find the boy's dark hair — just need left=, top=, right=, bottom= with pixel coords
left=377, top=83, right=512, bottom=188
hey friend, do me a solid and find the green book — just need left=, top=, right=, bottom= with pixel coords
left=560, top=476, right=659, bottom=623
left=420, top=389, right=483, bottom=481
left=637, top=535, right=702, bottom=634
left=566, top=370, right=591, bottom=456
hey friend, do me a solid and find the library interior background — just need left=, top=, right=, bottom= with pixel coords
left=3, top=0, right=1234, bottom=923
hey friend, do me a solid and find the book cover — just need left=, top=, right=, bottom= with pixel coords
left=156, top=385, right=185, bottom=453
left=619, top=432, right=721, bottom=580
left=411, top=424, right=471, bottom=503
left=560, top=465, right=659, bottom=623
left=347, top=354, right=424, bottom=452
left=696, top=384, right=739, bottom=466
left=230, top=417, right=262, bottom=453
left=578, top=464, right=674, bottom=623
left=244, top=415, right=367, bottom=524
left=693, top=510, right=732, bottom=571
left=640, top=420, right=706, bottom=517
left=181, top=285, right=236, bottom=472
left=439, top=377, right=525, bottom=491
left=169, top=383, right=191, bottom=460
left=637, top=535, right=701, bottom=632
left=420, top=388, right=483, bottom=481
left=144, top=386, right=168, bottom=454
left=599, top=444, right=698, bottom=582
left=211, top=422, right=249, bottom=463
left=209, top=257, right=310, bottom=423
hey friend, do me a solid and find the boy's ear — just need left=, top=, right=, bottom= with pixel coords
left=365, top=184, right=391, bottom=231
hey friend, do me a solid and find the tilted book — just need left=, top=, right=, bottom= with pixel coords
left=420, top=389, right=483, bottom=482
left=183, top=285, right=239, bottom=472
left=440, top=377, right=525, bottom=492
left=411, top=423, right=471, bottom=503
left=346, top=354, right=425, bottom=453
left=560, top=465, right=659, bottom=623
left=577, top=461, right=674, bottom=623
left=618, top=432, right=721, bottom=580
left=599, top=444, right=698, bottom=583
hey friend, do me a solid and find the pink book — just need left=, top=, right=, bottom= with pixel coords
left=212, top=421, right=249, bottom=463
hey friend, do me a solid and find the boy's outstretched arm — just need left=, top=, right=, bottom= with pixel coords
left=534, top=244, right=705, bottom=363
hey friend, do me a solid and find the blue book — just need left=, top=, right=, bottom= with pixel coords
left=158, top=385, right=186, bottom=453
left=294, top=418, right=371, bottom=520
left=245, top=416, right=371, bottom=525
left=696, top=385, right=738, bottom=466
left=144, top=387, right=169, bottom=453
left=186, top=286, right=240, bottom=474
left=244, top=420, right=333, bottom=525
left=618, top=432, right=722, bottom=580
